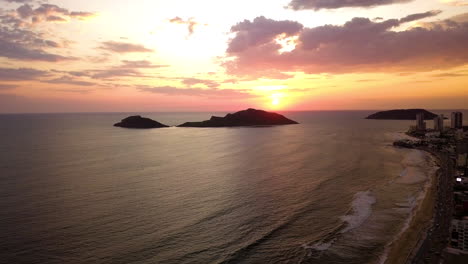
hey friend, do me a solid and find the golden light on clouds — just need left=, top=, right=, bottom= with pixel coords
left=276, top=35, right=299, bottom=54
left=0, top=0, right=468, bottom=112
left=440, top=0, right=468, bottom=6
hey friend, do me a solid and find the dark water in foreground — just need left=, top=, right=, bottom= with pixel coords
left=0, top=111, right=462, bottom=264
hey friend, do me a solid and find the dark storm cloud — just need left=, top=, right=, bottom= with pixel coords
left=287, top=0, right=413, bottom=10
left=224, top=11, right=468, bottom=77
left=99, top=41, right=153, bottom=53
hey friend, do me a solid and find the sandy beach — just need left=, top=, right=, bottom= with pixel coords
left=385, top=181, right=436, bottom=262
left=383, top=150, right=438, bottom=264
left=383, top=147, right=454, bottom=264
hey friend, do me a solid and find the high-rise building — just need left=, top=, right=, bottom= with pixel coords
left=451, top=219, right=468, bottom=253
left=452, top=112, right=463, bottom=129
left=416, top=112, right=426, bottom=131
left=434, top=114, right=444, bottom=132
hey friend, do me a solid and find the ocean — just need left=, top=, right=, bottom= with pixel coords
left=0, top=110, right=464, bottom=264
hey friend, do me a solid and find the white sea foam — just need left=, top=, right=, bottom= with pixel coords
left=397, top=167, right=427, bottom=184
left=340, top=191, right=376, bottom=233
left=396, top=150, right=430, bottom=184
left=302, top=240, right=334, bottom=252
left=402, top=150, right=425, bottom=167
left=378, top=152, right=439, bottom=264
left=302, top=191, right=377, bottom=256
left=385, top=132, right=418, bottom=142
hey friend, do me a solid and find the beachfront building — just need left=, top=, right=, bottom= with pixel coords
left=434, top=114, right=444, bottom=132
left=458, top=154, right=468, bottom=168
left=458, top=141, right=468, bottom=169
left=452, top=112, right=463, bottom=129
left=456, top=129, right=465, bottom=141
left=450, top=218, right=468, bottom=253
left=416, top=112, right=426, bottom=131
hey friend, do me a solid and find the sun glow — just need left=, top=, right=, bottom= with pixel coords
left=271, top=93, right=283, bottom=107
left=276, top=35, right=298, bottom=54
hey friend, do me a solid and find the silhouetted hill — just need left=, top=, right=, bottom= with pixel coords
left=178, top=108, right=299, bottom=127
left=114, top=116, right=169, bottom=128
left=366, top=109, right=438, bottom=120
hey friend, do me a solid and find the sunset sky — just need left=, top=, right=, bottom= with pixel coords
left=1, top=0, right=468, bottom=112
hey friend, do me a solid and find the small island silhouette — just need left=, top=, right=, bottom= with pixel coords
left=366, top=109, right=439, bottom=120
left=114, top=115, right=169, bottom=129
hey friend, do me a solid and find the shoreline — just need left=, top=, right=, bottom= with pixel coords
left=383, top=145, right=454, bottom=264
left=382, top=148, right=439, bottom=264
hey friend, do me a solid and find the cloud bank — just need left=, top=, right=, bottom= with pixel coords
left=287, top=0, right=413, bottom=10
left=0, top=67, right=48, bottom=81
left=224, top=11, right=468, bottom=78
left=0, top=2, right=94, bottom=62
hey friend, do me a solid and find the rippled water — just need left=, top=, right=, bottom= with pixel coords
left=0, top=111, right=454, bottom=263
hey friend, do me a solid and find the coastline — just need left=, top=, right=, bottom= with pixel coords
left=383, top=145, right=454, bottom=264
left=382, top=148, right=438, bottom=264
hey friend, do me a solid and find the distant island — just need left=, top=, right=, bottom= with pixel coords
left=114, top=115, right=169, bottom=129
left=178, top=108, right=299, bottom=127
left=366, top=109, right=439, bottom=120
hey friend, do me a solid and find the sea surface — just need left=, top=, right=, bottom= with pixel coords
left=0, top=110, right=465, bottom=264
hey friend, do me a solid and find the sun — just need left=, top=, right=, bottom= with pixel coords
left=271, top=93, right=282, bottom=107
left=272, top=98, right=280, bottom=105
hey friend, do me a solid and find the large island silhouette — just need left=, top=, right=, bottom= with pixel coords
left=366, top=109, right=439, bottom=120
left=178, top=108, right=298, bottom=127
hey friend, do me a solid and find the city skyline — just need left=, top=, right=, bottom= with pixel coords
left=1, top=0, right=468, bottom=113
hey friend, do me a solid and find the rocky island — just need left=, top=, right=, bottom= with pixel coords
left=114, top=115, right=169, bottom=129
left=177, top=108, right=298, bottom=127
left=366, top=109, right=438, bottom=120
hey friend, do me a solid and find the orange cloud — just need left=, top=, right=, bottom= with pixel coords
left=99, top=41, right=154, bottom=53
